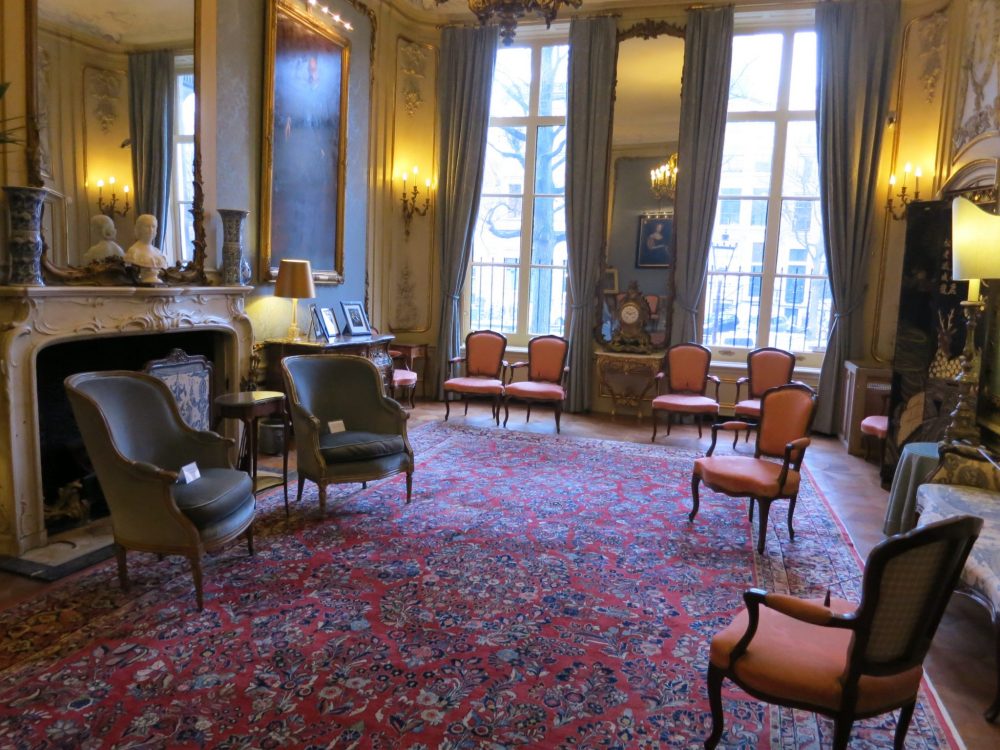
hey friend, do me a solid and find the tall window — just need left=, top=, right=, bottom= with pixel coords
left=701, top=30, right=832, bottom=365
left=166, top=58, right=195, bottom=261
left=466, top=41, right=568, bottom=346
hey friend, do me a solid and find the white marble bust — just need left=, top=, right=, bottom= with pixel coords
left=82, top=214, right=124, bottom=264
left=125, top=214, right=168, bottom=269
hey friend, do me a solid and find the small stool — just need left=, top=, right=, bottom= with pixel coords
left=215, top=390, right=289, bottom=513
left=859, top=414, right=889, bottom=463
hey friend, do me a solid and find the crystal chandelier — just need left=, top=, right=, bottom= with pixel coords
left=467, top=0, right=583, bottom=46
left=650, top=153, right=679, bottom=201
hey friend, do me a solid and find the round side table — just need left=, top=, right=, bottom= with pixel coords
left=882, top=441, right=940, bottom=536
left=215, top=390, right=289, bottom=513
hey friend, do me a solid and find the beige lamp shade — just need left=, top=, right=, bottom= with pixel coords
left=952, top=196, right=1000, bottom=283
left=274, top=259, right=316, bottom=299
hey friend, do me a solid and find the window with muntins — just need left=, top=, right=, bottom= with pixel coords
left=701, top=30, right=832, bottom=366
left=465, top=41, right=569, bottom=346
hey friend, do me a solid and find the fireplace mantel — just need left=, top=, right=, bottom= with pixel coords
left=0, top=285, right=253, bottom=556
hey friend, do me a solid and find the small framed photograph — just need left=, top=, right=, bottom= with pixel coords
left=340, top=301, right=371, bottom=336
left=310, top=304, right=327, bottom=340
left=319, top=307, right=340, bottom=339
left=602, top=266, right=619, bottom=293
left=636, top=212, right=674, bottom=268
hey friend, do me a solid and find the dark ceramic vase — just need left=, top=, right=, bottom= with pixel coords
left=3, top=186, right=48, bottom=286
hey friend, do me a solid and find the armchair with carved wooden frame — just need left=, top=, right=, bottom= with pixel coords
left=651, top=342, right=720, bottom=441
left=443, top=330, right=508, bottom=425
left=705, top=515, right=982, bottom=749
left=503, top=334, right=569, bottom=433
left=732, top=346, right=796, bottom=445
left=691, top=383, right=817, bottom=553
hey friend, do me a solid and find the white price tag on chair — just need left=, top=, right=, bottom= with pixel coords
left=327, top=419, right=346, bottom=434
left=178, top=462, right=201, bottom=484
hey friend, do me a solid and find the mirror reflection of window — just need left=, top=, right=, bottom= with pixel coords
left=167, top=61, right=196, bottom=262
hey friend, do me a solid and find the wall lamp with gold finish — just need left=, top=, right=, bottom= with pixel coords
left=399, top=165, right=431, bottom=239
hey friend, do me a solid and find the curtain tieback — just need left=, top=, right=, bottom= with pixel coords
left=448, top=294, right=461, bottom=302
left=569, top=303, right=589, bottom=311
left=832, top=297, right=865, bottom=322
left=680, top=306, right=699, bottom=315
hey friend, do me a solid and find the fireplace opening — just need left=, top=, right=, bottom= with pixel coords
left=36, top=330, right=230, bottom=535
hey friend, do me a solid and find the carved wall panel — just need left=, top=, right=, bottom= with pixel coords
left=389, top=37, right=437, bottom=333
left=952, top=0, right=999, bottom=157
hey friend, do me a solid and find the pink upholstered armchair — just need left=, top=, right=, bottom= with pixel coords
left=651, top=342, right=720, bottom=441
left=504, top=335, right=569, bottom=433
left=706, top=515, right=982, bottom=749
left=691, top=383, right=817, bottom=553
left=443, top=330, right=507, bottom=425
left=732, top=347, right=796, bottom=446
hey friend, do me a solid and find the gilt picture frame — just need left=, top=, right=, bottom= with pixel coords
left=260, top=0, right=349, bottom=284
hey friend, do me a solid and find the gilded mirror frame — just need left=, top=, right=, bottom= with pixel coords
left=258, top=0, right=349, bottom=285
left=596, top=18, right=685, bottom=348
left=24, top=0, right=207, bottom=286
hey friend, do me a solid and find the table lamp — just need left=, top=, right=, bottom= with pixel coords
left=945, top=196, right=1000, bottom=443
left=274, top=259, right=316, bottom=341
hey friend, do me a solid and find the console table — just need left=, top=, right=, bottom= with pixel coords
left=260, top=335, right=395, bottom=393
left=594, top=350, right=661, bottom=419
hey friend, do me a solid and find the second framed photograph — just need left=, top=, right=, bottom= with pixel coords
left=340, top=301, right=371, bottom=336
left=319, top=307, right=340, bottom=339
left=310, top=304, right=327, bottom=340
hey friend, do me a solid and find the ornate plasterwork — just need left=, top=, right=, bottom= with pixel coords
left=916, top=11, right=948, bottom=104
left=953, top=0, right=1000, bottom=155
left=393, top=260, right=420, bottom=330
left=400, top=41, right=429, bottom=117
left=85, top=67, right=123, bottom=134
left=0, top=286, right=252, bottom=557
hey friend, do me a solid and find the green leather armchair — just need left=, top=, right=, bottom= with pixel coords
left=282, top=354, right=414, bottom=512
left=65, top=371, right=255, bottom=610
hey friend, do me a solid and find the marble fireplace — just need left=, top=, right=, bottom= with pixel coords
left=0, top=285, right=253, bottom=557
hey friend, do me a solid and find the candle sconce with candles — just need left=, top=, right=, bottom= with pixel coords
left=886, top=162, right=922, bottom=221
left=399, top=165, right=431, bottom=239
left=95, top=176, right=131, bottom=218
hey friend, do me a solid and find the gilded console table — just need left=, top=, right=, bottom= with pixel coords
left=594, top=350, right=661, bottom=419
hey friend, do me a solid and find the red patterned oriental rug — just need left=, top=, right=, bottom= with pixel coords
left=0, top=423, right=960, bottom=748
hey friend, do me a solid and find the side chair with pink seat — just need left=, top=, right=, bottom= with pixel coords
left=705, top=514, right=982, bottom=750
left=503, top=334, right=569, bottom=433
left=443, top=329, right=508, bottom=425
left=732, top=346, right=796, bottom=445
left=651, top=342, right=720, bottom=441
left=690, top=382, right=817, bottom=554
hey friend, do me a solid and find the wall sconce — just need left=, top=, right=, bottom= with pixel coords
left=885, top=162, right=921, bottom=221
left=944, top=196, right=1000, bottom=443
left=399, top=165, right=431, bottom=239
left=650, top=153, right=678, bottom=201
left=95, top=176, right=130, bottom=218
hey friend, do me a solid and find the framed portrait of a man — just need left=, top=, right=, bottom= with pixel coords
left=260, top=0, right=349, bottom=283
left=341, top=301, right=371, bottom=336
left=636, top=213, right=674, bottom=268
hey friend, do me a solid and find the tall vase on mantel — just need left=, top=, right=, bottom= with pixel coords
left=218, top=208, right=251, bottom=286
left=3, top=186, right=48, bottom=286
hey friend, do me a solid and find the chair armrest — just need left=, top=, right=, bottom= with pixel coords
left=776, top=437, right=811, bottom=489
left=762, top=593, right=838, bottom=625
left=509, top=361, right=528, bottom=369
left=654, top=370, right=665, bottom=395
left=735, top=376, right=748, bottom=402
left=448, top=356, right=465, bottom=377
left=175, top=430, right=236, bottom=470
left=508, top=361, right=527, bottom=385
left=707, top=374, right=721, bottom=400
left=707, top=421, right=750, bottom=456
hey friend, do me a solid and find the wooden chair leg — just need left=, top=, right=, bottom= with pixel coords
left=554, top=403, right=561, bottom=434
left=115, top=544, right=130, bottom=592
left=705, top=663, right=725, bottom=749
left=756, top=498, right=772, bottom=554
left=786, top=495, right=797, bottom=541
left=525, top=404, right=531, bottom=423
left=409, top=385, right=416, bottom=408
left=503, top=398, right=511, bottom=428
left=444, top=396, right=451, bottom=421
left=987, top=609, right=1000, bottom=722
left=406, top=471, right=413, bottom=503
left=317, top=483, right=327, bottom=513
left=651, top=411, right=659, bottom=442
left=246, top=524, right=255, bottom=556
left=297, top=478, right=305, bottom=503
left=696, top=413, right=703, bottom=439
left=689, top=475, right=701, bottom=521
left=464, top=399, right=469, bottom=416
left=894, top=700, right=916, bottom=750
left=189, top=554, right=204, bottom=611
left=832, top=715, right=854, bottom=750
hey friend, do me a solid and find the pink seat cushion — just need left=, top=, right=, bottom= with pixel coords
left=393, top=370, right=418, bottom=387
left=506, top=381, right=565, bottom=401
left=694, top=456, right=800, bottom=497
left=860, top=415, right=889, bottom=439
left=710, top=596, right=922, bottom=713
left=734, top=398, right=761, bottom=418
left=443, top=377, right=504, bottom=395
left=652, top=394, right=719, bottom=414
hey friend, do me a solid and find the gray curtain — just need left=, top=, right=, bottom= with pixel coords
left=128, top=50, right=175, bottom=246
left=814, top=0, right=900, bottom=433
left=670, top=6, right=734, bottom=344
left=565, top=17, right=618, bottom=413
left=435, top=27, right=498, bottom=398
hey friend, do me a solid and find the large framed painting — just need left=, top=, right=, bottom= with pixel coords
left=260, top=0, right=349, bottom=283
left=636, top=212, right=674, bottom=268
